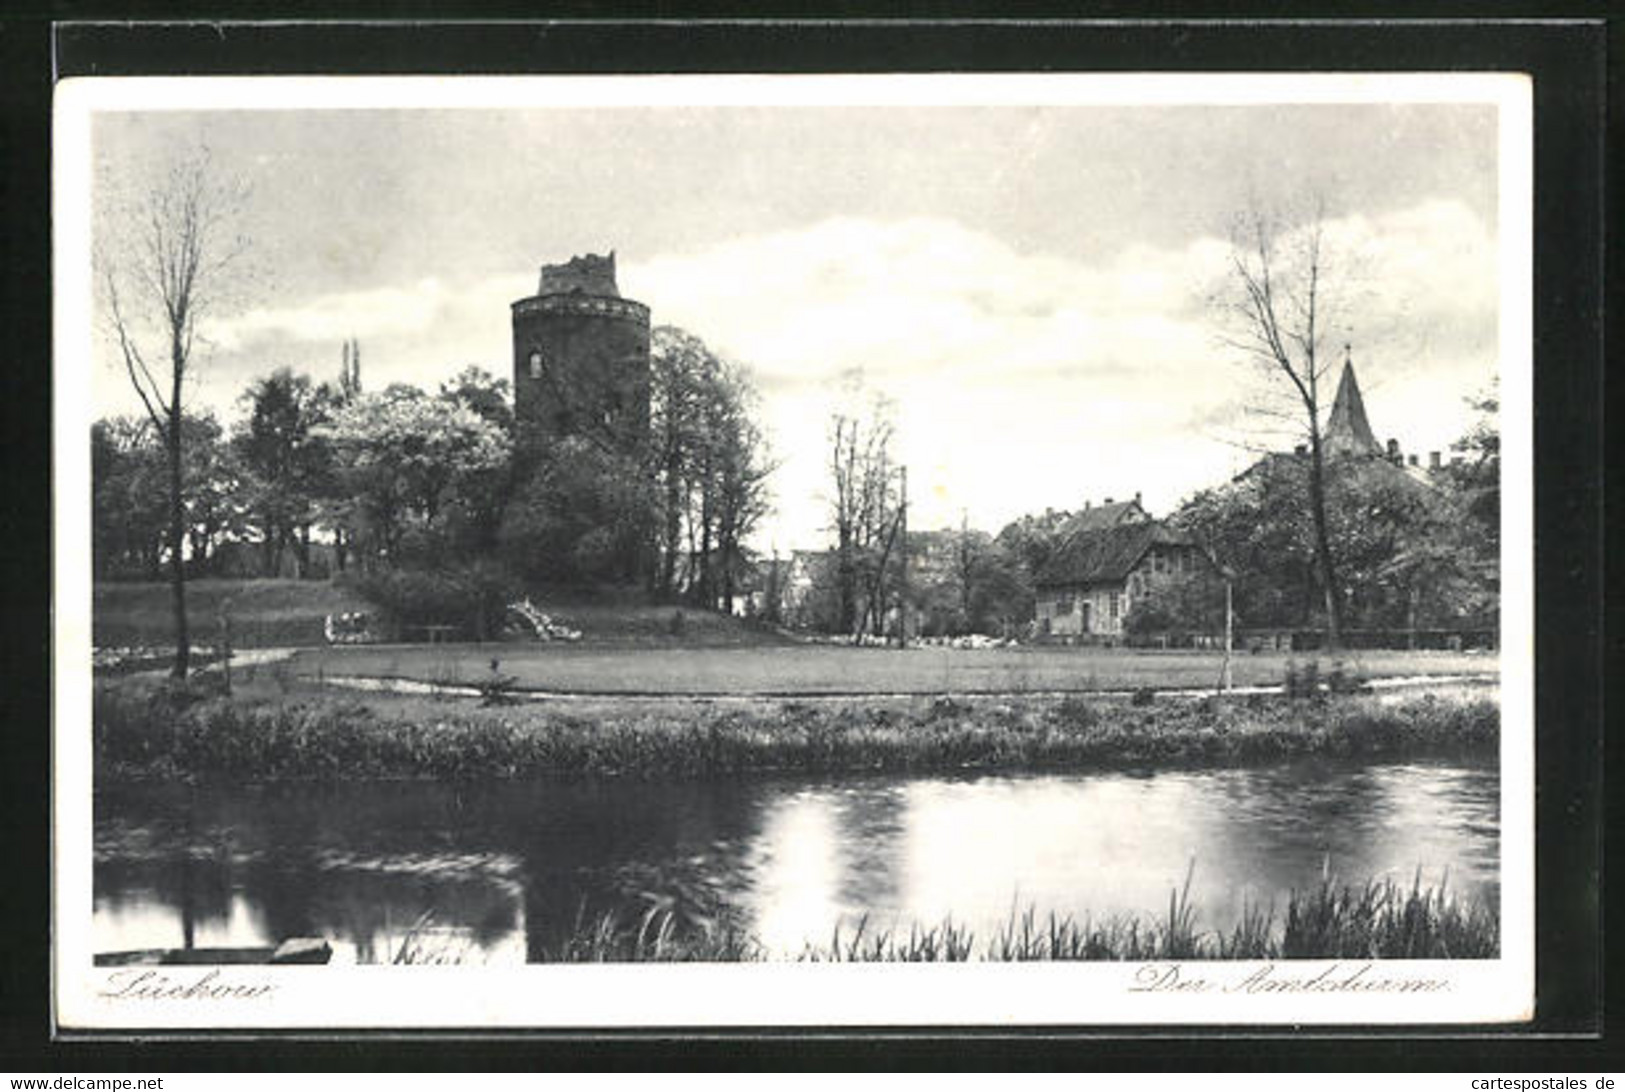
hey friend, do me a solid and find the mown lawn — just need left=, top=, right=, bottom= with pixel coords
left=287, top=642, right=1498, bottom=696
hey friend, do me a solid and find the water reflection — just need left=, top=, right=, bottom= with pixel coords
left=95, top=757, right=1498, bottom=963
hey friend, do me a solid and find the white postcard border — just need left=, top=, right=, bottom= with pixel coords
left=53, top=72, right=1534, bottom=1030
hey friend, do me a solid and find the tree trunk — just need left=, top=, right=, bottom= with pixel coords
left=719, top=524, right=736, bottom=614
left=660, top=447, right=682, bottom=598
left=696, top=467, right=714, bottom=608
left=1306, top=433, right=1344, bottom=650
left=1407, top=579, right=1419, bottom=650
left=167, top=406, right=189, bottom=679
left=836, top=529, right=855, bottom=636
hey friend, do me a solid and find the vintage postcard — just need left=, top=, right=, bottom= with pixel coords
left=54, top=73, right=1532, bottom=1029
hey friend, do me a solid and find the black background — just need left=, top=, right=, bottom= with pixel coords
left=2, top=8, right=1613, bottom=1072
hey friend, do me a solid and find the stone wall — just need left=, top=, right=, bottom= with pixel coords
left=538, top=252, right=621, bottom=298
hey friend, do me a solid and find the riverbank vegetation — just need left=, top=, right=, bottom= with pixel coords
left=94, top=676, right=1498, bottom=783
left=287, top=642, right=1494, bottom=696
left=456, top=872, right=1499, bottom=963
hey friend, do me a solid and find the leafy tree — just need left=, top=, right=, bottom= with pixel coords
left=790, top=549, right=847, bottom=634
left=1174, top=459, right=1322, bottom=630
left=233, top=368, right=337, bottom=577
left=1444, top=381, right=1500, bottom=566
left=440, top=365, right=515, bottom=436
left=960, top=540, right=1031, bottom=636
left=692, top=358, right=773, bottom=612
left=498, top=436, right=652, bottom=585
left=91, top=416, right=169, bottom=579
left=92, top=412, right=241, bottom=580
left=1381, top=384, right=1500, bottom=633
left=99, top=147, right=248, bottom=676
left=338, top=337, right=363, bottom=400
left=1174, top=442, right=1494, bottom=638
left=649, top=327, right=706, bottom=597
left=988, top=508, right=1074, bottom=626
left=1124, top=570, right=1226, bottom=638
left=438, top=366, right=517, bottom=554
left=321, top=385, right=510, bottom=567
left=648, top=326, right=774, bottom=610
left=178, top=412, right=245, bottom=573
left=901, top=527, right=1028, bottom=637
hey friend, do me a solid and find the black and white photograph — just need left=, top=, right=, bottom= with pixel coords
left=53, top=73, right=1532, bottom=1028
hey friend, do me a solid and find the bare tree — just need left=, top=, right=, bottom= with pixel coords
left=827, top=382, right=902, bottom=639
left=1214, top=197, right=1347, bottom=647
left=101, top=149, right=247, bottom=678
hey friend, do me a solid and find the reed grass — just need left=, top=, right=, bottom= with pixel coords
left=513, top=872, right=1497, bottom=963
left=530, top=902, right=764, bottom=963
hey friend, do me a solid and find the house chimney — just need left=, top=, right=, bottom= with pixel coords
left=1104, top=497, right=1114, bottom=505
left=1083, top=500, right=1091, bottom=510
left=1408, top=454, right=1418, bottom=467
left=1429, top=451, right=1441, bottom=469
left=1386, top=438, right=1401, bottom=463
left=1134, top=490, right=1142, bottom=505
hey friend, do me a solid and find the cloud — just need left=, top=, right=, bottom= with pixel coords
left=95, top=200, right=1497, bottom=551
left=625, top=216, right=1226, bottom=394
left=212, top=278, right=460, bottom=349
left=622, top=205, right=1497, bottom=545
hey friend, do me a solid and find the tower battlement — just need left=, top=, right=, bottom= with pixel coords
left=538, top=252, right=620, bottom=298
left=512, top=294, right=649, bottom=323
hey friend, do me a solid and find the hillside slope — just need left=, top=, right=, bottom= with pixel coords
left=93, top=578, right=790, bottom=650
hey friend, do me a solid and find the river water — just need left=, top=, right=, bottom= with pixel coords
left=94, top=757, right=1498, bottom=963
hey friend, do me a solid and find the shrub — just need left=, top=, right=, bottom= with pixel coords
left=350, top=561, right=519, bottom=641
left=1052, top=694, right=1100, bottom=729
left=1326, top=659, right=1369, bottom=694
left=478, top=658, right=520, bottom=707
left=1283, top=658, right=1323, bottom=700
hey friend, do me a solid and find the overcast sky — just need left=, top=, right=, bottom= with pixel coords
left=86, top=89, right=1505, bottom=550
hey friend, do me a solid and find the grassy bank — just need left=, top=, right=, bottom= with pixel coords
left=94, top=578, right=791, bottom=650
left=94, top=579, right=374, bottom=650
left=434, top=873, right=1497, bottom=963
left=94, top=677, right=1498, bottom=783
left=290, top=643, right=1497, bottom=696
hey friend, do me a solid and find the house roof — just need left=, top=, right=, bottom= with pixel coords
left=1228, top=442, right=1441, bottom=504
left=1324, top=360, right=1382, bottom=461
left=1063, top=498, right=1148, bottom=535
left=1035, top=520, right=1196, bottom=587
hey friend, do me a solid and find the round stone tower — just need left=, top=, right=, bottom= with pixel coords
left=511, top=252, right=651, bottom=453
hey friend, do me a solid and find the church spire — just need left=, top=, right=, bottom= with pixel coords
left=1323, top=346, right=1380, bottom=460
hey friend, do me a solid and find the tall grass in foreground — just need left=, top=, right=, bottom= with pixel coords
left=509, top=872, right=1497, bottom=964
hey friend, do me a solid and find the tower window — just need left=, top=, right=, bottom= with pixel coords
left=528, top=350, right=544, bottom=379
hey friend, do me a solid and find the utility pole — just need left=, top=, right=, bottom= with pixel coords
left=898, top=465, right=909, bottom=650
